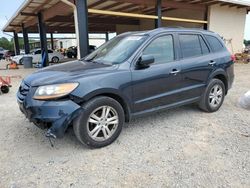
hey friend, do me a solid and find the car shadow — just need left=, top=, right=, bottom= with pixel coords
left=61, top=103, right=202, bottom=148
left=18, top=103, right=202, bottom=151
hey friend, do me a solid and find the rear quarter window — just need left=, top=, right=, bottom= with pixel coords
left=205, top=35, right=224, bottom=52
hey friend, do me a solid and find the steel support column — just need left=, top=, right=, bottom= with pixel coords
left=22, top=23, right=30, bottom=54
left=13, top=31, right=20, bottom=55
left=105, top=32, right=109, bottom=42
left=75, top=0, right=89, bottom=58
left=37, top=12, right=49, bottom=67
left=204, top=6, right=209, bottom=30
left=155, top=0, right=162, bottom=28
left=50, top=33, right=54, bottom=50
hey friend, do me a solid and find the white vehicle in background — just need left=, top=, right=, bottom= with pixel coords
left=11, top=49, right=64, bottom=64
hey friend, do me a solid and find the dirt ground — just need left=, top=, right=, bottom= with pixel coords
left=0, top=60, right=249, bottom=187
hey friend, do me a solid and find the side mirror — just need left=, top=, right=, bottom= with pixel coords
left=137, top=55, right=155, bottom=68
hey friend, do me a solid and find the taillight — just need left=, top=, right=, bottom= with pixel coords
left=231, top=54, right=236, bottom=62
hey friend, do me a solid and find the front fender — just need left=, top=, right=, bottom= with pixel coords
left=81, top=88, right=127, bottom=101
left=72, top=88, right=132, bottom=122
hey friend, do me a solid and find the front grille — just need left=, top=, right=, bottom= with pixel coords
left=17, top=81, right=30, bottom=102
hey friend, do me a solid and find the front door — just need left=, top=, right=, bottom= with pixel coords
left=33, top=50, right=42, bottom=63
left=131, top=34, right=183, bottom=114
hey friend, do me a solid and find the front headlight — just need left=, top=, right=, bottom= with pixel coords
left=33, top=83, right=79, bottom=100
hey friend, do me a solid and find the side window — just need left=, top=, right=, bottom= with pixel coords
left=34, top=50, right=41, bottom=54
left=48, top=50, right=53, bottom=53
left=179, top=34, right=202, bottom=58
left=143, top=35, right=174, bottom=64
left=199, top=36, right=210, bottom=54
left=205, top=35, right=224, bottom=52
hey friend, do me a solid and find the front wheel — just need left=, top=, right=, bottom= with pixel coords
left=73, top=96, right=125, bottom=148
left=19, top=58, right=23, bottom=65
left=1, top=86, right=9, bottom=94
left=199, top=79, right=225, bottom=112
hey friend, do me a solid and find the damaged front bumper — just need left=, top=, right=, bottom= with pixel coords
left=17, top=89, right=81, bottom=138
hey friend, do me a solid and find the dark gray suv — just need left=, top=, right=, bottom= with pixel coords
left=17, top=28, right=234, bottom=148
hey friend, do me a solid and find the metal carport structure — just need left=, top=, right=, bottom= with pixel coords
left=2, top=0, right=250, bottom=66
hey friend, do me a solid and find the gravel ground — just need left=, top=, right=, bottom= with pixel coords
left=0, top=60, right=249, bottom=187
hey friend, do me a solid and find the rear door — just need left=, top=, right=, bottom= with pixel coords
left=177, top=33, right=215, bottom=100
left=131, top=34, right=183, bottom=114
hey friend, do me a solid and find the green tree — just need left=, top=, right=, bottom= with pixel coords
left=0, top=37, right=13, bottom=50
left=10, top=38, right=24, bottom=50
left=244, top=40, right=250, bottom=46
left=0, top=37, right=26, bottom=51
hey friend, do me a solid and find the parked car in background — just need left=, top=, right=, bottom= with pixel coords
left=17, top=28, right=234, bottom=148
left=20, top=50, right=25, bottom=55
left=12, top=49, right=64, bottom=64
left=3, top=50, right=15, bottom=60
left=0, top=47, right=6, bottom=60
left=66, top=45, right=96, bottom=58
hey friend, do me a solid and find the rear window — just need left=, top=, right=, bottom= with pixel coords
left=205, top=35, right=224, bottom=52
left=179, top=34, right=202, bottom=58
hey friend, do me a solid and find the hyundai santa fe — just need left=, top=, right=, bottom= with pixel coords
left=17, top=28, right=234, bottom=148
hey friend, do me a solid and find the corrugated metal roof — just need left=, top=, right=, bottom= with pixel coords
left=2, top=0, right=250, bottom=33
left=219, top=0, right=250, bottom=6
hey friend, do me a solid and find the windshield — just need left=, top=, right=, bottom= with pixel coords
left=84, top=35, right=147, bottom=65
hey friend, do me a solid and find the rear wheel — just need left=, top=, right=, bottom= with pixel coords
left=51, top=56, right=59, bottom=63
left=199, top=79, right=225, bottom=112
left=73, top=96, right=124, bottom=148
left=67, top=53, right=73, bottom=58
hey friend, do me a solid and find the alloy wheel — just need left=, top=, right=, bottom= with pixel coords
left=209, top=84, right=223, bottom=108
left=52, top=57, right=59, bottom=63
left=87, top=106, right=119, bottom=141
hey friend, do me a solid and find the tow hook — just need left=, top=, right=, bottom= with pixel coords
left=45, top=130, right=57, bottom=147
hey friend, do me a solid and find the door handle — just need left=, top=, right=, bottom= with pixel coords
left=209, top=60, right=216, bottom=66
left=170, top=69, right=180, bottom=75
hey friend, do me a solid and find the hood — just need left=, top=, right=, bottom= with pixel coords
left=12, top=55, right=24, bottom=58
left=24, top=60, right=117, bottom=86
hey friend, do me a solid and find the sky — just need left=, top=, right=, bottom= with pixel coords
left=0, top=0, right=250, bottom=40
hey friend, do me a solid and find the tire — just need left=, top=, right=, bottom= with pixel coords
left=51, top=56, right=59, bottom=63
left=73, top=96, right=125, bottom=148
left=67, top=52, right=74, bottom=58
left=199, top=78, right=225, bottom=112
left=1, top=86, right=9, bottom=94
left=19, top=58, right=23, bottom=65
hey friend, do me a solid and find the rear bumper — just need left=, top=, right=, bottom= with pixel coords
left=18, top=98, right=81, bottom=138
left=228, top=74, right=234, bottom=90
left=225, top=62, right=234, bottom=92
